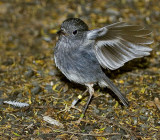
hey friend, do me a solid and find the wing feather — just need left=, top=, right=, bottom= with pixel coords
left=87, top=22, right=153, bottom=70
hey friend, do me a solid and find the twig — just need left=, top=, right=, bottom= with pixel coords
left=47, top=126, right=120, bottom=137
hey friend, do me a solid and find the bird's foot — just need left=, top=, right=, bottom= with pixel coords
left=70, top=104, right=82, bottom=112
left=58, top=104, right=81, bottom=113
left=74, top=114, right=84, bottom=124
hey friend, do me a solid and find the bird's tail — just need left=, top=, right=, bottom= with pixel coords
left=103, top=76, right=129, bottom=107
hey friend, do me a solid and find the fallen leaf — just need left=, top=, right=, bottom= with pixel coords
left=154, top=97, right=160, bottom=111
left=43, top=115, right=64, bottom=128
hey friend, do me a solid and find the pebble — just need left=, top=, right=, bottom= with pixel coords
left=0, top=99, right=4, bottom=105
left=93, top=106, right=100, bottom=114
left=2, top=58, right=13, bottom=66
left=139, top=115, right=148, bottom=121
left=140, top=107, right=147, bottom=114
left=110, top=135, right=122, bottom=140
left=45, top=85, right=53, bottom=93
left=0, top=90, right=3, bottom=97
left=31, top=86, right=41, bottom=94
left=105, top=127, right=113, bottom=133
left=132, top=117, right=138, bottom=125
left=48, top=69, right=60, bottom=76
left=81, top=136, right=96, bottom=140
left=24, top=69, right=34, bottom=78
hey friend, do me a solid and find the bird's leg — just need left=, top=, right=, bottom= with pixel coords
left=58, top=88, right=89, bottom=113
left=71, top=88, right=89, bottom=108
left=76, top=84, right=94, bottom=123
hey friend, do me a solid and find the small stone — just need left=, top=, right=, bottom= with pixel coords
left=31, top=86, right=41, bottom=94
left=108, top=99, right=113, bottom=104
left=0, top=99, right=4, bottom=105
left=140, top=107, right=147, bottom=114
left=2, top=58, right=13, bottom=66
left=106, top=8, right=120, bottom=16
left=93, top=106, right=100, bottom=114
left=110, top=135, right=121, bottom=140
left=132, top=117, right=138, bottom=125
left=63, top=84, right=68, bottom=93
left=45, top=85, right=53, bottom=93
left=43, top=36, right=51, bottom=42
left=105, top=127, right=113, bottom=133
left=0, top=90, right=3, bottom=97
left=24, top=69, right=34, bottom=78
left=140, top=115, right=148, bottom=121
left=48, top=69, right=60, bottom=76
left=81, top=135, right=96, bottom=140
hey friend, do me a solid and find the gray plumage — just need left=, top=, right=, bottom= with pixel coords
left=54, top=18, right=153, bottom=115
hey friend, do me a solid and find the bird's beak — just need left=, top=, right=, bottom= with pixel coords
left=57, top=29, right=67, bottom=36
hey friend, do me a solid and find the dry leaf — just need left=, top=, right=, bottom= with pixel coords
left=154, top=97, right=160, bottom=111
left=43, top=116, right=64, bottom=128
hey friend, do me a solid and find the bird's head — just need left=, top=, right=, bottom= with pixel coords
left=57, top=18, right=88, bottom=39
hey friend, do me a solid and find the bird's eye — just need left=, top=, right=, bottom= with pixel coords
left=72, top=30, right=78, bottom=35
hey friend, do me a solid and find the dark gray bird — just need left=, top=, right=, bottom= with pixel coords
left=54, top=18, right=153, bottom=121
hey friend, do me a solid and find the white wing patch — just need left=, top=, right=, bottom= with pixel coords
left=87, top=27, right=108, bottom=40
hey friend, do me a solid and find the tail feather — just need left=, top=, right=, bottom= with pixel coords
left=104, top=76, right=129, bottom=107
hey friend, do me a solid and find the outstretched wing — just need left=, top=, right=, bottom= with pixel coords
left=87, top=22, right=153, bottom=70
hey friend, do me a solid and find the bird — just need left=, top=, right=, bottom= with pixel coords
left=54, top=18, right=153, bottom=122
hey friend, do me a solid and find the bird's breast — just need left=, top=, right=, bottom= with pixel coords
left=54, top=40, right=102, bottom=84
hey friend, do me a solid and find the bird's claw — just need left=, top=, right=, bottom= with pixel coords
left=58, top=104, right=82, bottom=113
left=74, top=114, right=84, bottom=124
